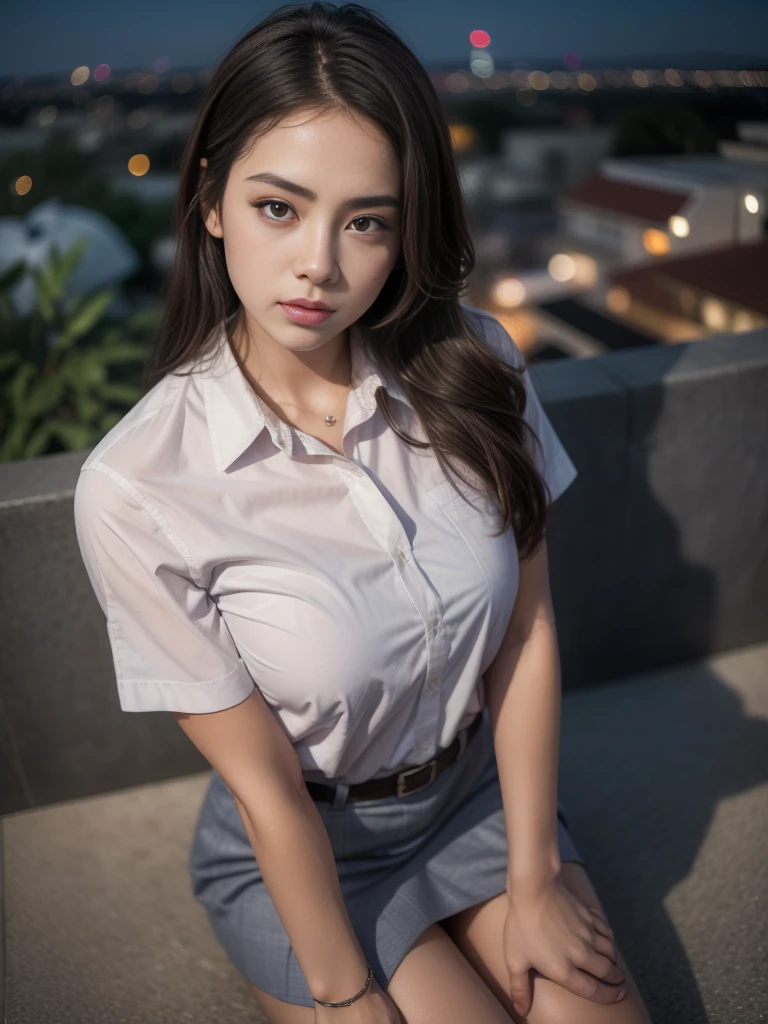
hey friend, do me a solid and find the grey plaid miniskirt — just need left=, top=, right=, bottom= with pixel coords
left=188, top=706, right=585, bottom=1008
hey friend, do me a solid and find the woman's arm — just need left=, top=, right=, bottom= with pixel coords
left=482, top=536, right=562, bottom=894
left=483, top=538, right=627, bottom=1015
left=172, top=688, right=370, bottom=1004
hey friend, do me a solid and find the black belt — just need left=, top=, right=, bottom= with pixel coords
left=305, top=710, right=484, bottom=802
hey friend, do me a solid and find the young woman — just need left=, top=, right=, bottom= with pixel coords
left=74, top=4, right=653, bottom=1022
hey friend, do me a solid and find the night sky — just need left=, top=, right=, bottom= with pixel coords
left=3, top=0, right=767, bottom=78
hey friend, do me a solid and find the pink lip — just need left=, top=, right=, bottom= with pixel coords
left=279, top=302, right=334, bottom=326
left=283, top=298, right=334, bottom=310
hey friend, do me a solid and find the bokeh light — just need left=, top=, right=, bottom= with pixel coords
left=449, top=123, right=476, bottom=152
left=701, top=298, right=728, bottom=330
left=470, top=49, right=494, bottom=78
left=446, top=72, right=470, bottom=93
left=744, top=194, right=760, bottom=214
left=93, top=64, right=111, bottom=82
left=493, top=277, right=526, bottom=308
left=643, top=229, right=671, bottom=256
left=548, top=254, right=577, bottom=282
left=549, top=252, right=598, bottom=286
left=70, top=66, right=89, bottom=86
left=469, top=30, right=491, bottom=48
left=669, top=216, right=690, bottom=238
left=128, top=154, right=150, bottom=176
left=15, top=175, right=33, bottom=196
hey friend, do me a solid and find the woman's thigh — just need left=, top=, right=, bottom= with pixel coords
left=246, top=922, right=516, bottom=1024
left=438, top=861, right=654, bottom=1024
left=387, top=921, right=515, bottom=1023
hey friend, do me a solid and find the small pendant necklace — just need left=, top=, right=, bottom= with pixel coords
left=325, top=414, right=336, bottom=426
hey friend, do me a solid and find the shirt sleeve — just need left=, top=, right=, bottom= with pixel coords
left=473, top=310, right=578, bottom=505
left=73, top=464, right=255, bottom=713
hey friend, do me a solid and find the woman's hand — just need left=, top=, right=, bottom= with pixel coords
left=314, top=975, right=403, bottom=1023
left=503, top=874, right=626, bottom=1018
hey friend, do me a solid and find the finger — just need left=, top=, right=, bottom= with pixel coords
left=506, top=965, right=533, bottom=1018
left=579, top=948, right=626, bottom=985
left=562, top=966, right=627, bottom=1005
left=591, top=932, right=620, bottom=966
left=587, top=906, right=615, bottom=941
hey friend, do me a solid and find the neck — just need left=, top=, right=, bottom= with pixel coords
left=231, top=307, right=352, bottom=418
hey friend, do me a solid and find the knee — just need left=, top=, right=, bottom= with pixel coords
left=524, top=969, right=653, bottom=1024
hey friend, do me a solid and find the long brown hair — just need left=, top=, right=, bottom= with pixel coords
left=144, top=1, right=552, bottom=559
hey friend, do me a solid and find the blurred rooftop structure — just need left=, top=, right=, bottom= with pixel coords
left=472, top=141, right=768, bottom=357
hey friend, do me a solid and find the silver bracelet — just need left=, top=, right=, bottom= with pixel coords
left=313, top=963, right=373, bottom=1007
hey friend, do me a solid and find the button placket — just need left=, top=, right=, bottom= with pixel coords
left=334, top=455, right=449, bottom=764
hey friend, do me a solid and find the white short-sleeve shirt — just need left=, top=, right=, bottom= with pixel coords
left=73, top=302, right=577, bottom=783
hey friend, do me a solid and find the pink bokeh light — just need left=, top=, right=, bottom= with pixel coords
left=469, top=30, right=491, bottom=48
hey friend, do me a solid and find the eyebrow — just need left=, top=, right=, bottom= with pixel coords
left=244, top=171, right=401, bottom=211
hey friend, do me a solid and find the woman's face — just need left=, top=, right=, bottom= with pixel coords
left=202, top=107, right=402, bottom=356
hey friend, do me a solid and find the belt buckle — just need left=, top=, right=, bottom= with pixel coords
left=396, top=758, right=438, bottom=797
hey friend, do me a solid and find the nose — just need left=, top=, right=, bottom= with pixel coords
left=292, top=221, right=340, bottom=284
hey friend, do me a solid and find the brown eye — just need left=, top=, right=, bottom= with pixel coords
left=350, top=215, right=387, bottom=234
left=251, top=200, right=295, bottom=222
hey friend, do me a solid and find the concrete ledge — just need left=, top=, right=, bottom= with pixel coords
left=1, top=329, right=767, bottom=815
left=3, top=642, right=767, bottom=1023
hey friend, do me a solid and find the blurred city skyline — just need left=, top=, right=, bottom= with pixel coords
left=2, top=0, right=768, bottom=78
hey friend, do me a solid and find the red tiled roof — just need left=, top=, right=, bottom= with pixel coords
left=562, top=173, right=690, bottom=224
left=608, top=238, right=768, bottom=316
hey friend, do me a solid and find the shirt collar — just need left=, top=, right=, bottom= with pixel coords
left=201, top=316, right=413, bottom=472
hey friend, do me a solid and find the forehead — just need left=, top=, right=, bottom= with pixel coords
left=236, top=108, right=399, bottom=180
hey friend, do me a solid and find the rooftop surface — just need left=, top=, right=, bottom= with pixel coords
left=3, top=640, right=766, bottom=1024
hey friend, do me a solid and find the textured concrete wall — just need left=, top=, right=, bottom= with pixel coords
left=1, top=327, right=767, bottom=814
